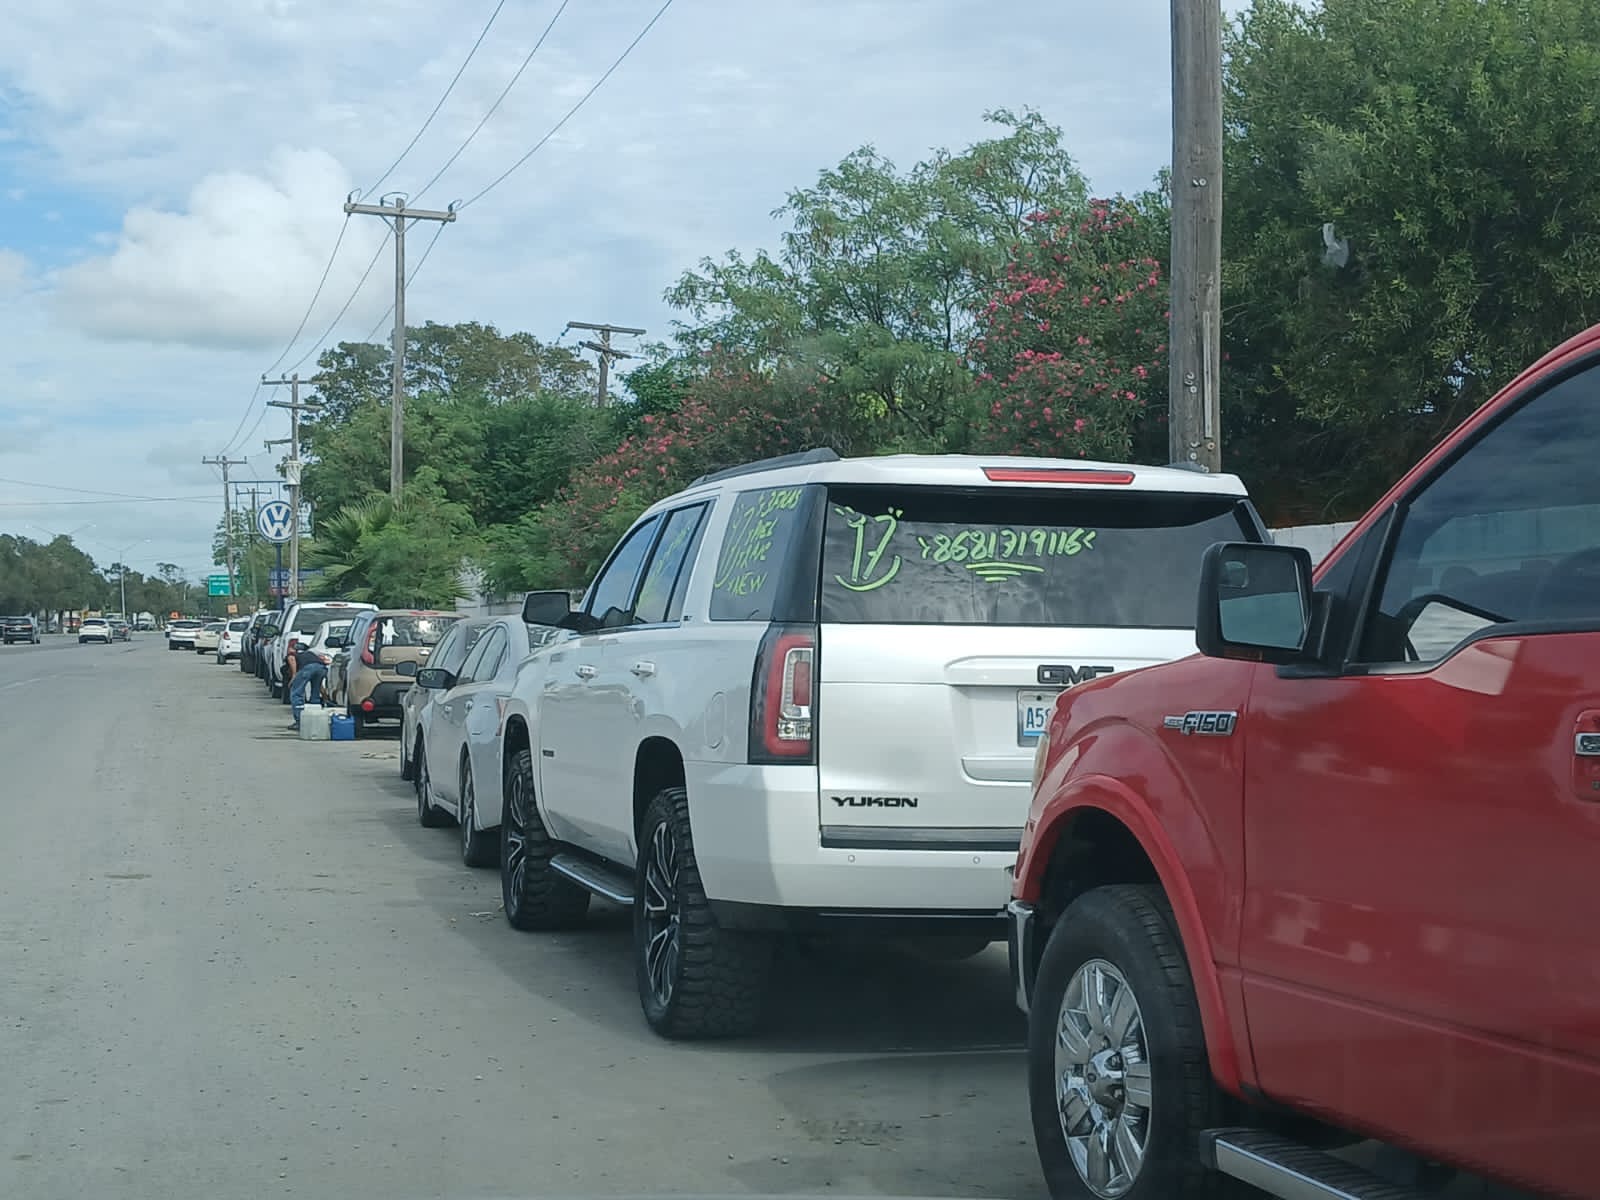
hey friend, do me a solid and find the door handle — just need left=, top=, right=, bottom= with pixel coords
left=1574, top=710, right=1600, bottom=800
left=630, top=661, right=656, bottom=678
left=575, top=664, right=598, bottom=680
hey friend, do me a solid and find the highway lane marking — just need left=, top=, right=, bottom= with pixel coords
left=0, top=674, right=52, bottom=691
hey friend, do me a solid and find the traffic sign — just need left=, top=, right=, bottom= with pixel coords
left=207, top=574, right=232, bottom=596
left=257, top=500, right=294, bottom=544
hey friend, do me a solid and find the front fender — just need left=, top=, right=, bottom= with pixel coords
left=1019, top=768, right=1248, bottom=1096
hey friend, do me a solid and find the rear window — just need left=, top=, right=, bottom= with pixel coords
left=375, top=614, right=458, bottom=647
left=228, top=619, right=251, bottom=631
left=172, top=620, right=201, bottom=629
left=820, top=486, right=1255, bottom=628
left=290, top=606, right=365, bottom=634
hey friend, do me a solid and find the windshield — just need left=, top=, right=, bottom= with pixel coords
left=820, top=486, right=1254, bottom=628
left=375, top=614, right=457, bottom=647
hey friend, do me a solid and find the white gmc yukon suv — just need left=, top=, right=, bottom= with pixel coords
left=498, top=449, right=1265, bottom=1038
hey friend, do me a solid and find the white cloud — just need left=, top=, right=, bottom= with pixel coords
left=54, top=147, right=388, bottom=349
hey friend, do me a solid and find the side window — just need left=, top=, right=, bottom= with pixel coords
left=458, top=632, right=495, bottom=682
left=583, top=515, right=663, bottom=629
left=708, top=485, right=810, bottom=621
left=634, top=504, right=709, bottom=625
left=1359, top=362, right=1600, bottom=664
left=429, top=624, right=464, bottom=672
left=469, top=629, right=507, bottom=682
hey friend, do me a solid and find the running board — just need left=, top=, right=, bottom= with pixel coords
left=1200, top=1129, right=1425, bottom=1200
left=549, top=852, right=633, bottom=905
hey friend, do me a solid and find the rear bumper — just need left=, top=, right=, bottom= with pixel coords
left=1007, top=898, right=1038, bottom=1016
left=687, top=760, right=1016, bottom=914
left=351, top=680, right=408, bottom=718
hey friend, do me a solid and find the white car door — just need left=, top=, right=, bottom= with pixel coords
left=432, top=628, right=502, bottom=811
left=538, top=514, right=662, bottom=852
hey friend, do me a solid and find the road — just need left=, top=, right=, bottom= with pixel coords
left=0, top=636, right=1036, bottom=1200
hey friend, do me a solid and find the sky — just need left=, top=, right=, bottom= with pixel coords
left=0, top=0, right=1232, bottom=582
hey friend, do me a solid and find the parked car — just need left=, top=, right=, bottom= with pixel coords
left=493, top=448, right=1265, bottom=1038
left=265, top=601, right=377, bottom=699
left=411, top=617, right=560, bottom=867
left=2, top=615, right=40, bottom=644
left=399, top=618, right=492, bottom=784
left=1008, top=325, right=1600, bottom=1200
left=79, top=617, right=113, bottom=644
left=166, top=618, right=203, bottom=651
left=112, top=619, right=132, bottom=641
left=242, top=613, right=279, bottom=675
left=327, top=609, right=460, bottom=732
left=194, top=621, right=224, bottom=654
left=216, top=616, right=252, bottom=663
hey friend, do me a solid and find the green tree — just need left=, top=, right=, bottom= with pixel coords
left=1223, top=0, right=1600, bottom=520
left=666, top=109, right=1092, bottom=452
left=306, top=469, right=478, bottom=608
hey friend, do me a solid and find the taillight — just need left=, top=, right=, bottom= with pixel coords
left=982, top=466, right=1135, bottom=484
left=361, top=624, right=377, bottom=667
left=750, top=624, right=815, bottom=764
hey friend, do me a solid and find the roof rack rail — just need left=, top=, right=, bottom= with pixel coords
left=689, top=447, right=840, bottom=489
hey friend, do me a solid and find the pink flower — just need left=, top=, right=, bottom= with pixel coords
left=1073, top=418, right=1087, bottom=433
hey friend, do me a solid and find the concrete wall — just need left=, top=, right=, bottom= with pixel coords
left=1269, top=521, right=1359, bottom=564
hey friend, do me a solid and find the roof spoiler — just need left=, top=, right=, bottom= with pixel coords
left=689, top=447, right=840, bottom=489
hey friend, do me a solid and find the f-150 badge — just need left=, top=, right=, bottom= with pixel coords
left=1163, top=711, right=1238, bottom=736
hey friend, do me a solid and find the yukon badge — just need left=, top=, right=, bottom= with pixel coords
left=1163, top=711, right=1238, bottom=736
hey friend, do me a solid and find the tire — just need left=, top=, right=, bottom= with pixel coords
left=400, top=732, right=416, bottom=782
left=414, top=742, right=449, bottom=828
left=499, top=748, right=589, bottom=931
left=458, top=761, right=498, bottom=869
left=634, top=787, right=775, bottom=1039
left=1028, top=884, right=1229, bottom=1200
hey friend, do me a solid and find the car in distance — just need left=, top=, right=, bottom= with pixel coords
left=166, top=618, right=203, bottom=651
left=2, top=615, right=40, bottom=644
left=78, top=617, right=113, bottom=644
left=194, top=621, right=224, bottom=654
left=328, top=609, right=460, bottom=733
left=112, top=619, right=132, bottom=641
left=216, top=616, right=252, bottom=663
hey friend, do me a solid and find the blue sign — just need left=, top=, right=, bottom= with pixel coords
left=257, top=500, right=294, bottom=544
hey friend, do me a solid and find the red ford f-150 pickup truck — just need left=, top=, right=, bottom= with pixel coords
left=1010, top=321, right=1600, bottom=1200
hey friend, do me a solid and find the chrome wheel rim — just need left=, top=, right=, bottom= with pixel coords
left=459, top=769, right=475, bottom=855
left=641, top=819, right=681, bottom=1007
left=1054, top=958, right=1152, bottom=1199
left=503, top=767, right=528, bottom=906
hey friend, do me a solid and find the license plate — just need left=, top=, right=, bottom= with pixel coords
left=1017, top=690, right=1059, bottom=745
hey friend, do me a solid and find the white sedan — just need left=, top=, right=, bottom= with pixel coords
left=194, top=622, right=224, bottom=654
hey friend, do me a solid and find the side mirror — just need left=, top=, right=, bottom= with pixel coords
left=416, top=667, right=454, bottom=689
left=324, top=636, right=345, bottom=649
left=523, top=589, right=575, bottom=628
left=1196, top=542, right=1315, bottom=665
left=393, top=660, right=419, bottom=678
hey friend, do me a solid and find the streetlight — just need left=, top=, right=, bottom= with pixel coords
left=110, top=539, right=151, bottom=618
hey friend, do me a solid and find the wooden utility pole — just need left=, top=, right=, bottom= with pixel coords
left=202, top=453, right=248, bottom=601
left=1168, top=0, right=1224, bottom=472
left=263, top=374, right=323, bottom=602
left=566, top=320, right=645, bottom=407
left=343, top=194, right=457, bottom=499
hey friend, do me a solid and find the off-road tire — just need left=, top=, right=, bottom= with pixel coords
left=414, top=742, right=449, bottom=828
left=634, top=787, right=775, bottom=1039
left=1028, top=884, right=1231, bottom=1200
left=500, top=748, right=589, bottom=931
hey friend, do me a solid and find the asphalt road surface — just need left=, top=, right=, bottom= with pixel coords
left=0, top=636, right=1036, bottom=1200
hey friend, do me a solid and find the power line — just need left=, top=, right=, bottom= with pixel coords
left=281, top=227, right=395, bottom=376
left=0, top=496, right=217, bottom=508
left=264, top=215, right=352, bottom=378
left=412, top=0, right=572, bottom=204
left=0, top=476, right=216, bottom=501
left=360, top=221, right=450, bottom=343
left=365, top=0, right=512, bottom=197
left=460, top=0, right=675, bottom=211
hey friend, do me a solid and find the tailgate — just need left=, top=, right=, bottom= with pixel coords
left=816, top=625, right=1193, bottom=842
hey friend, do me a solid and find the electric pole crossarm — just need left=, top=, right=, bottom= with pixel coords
left=566, top=320, right=645, bottom=408
left=343, top=202, right=458, bottom=223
